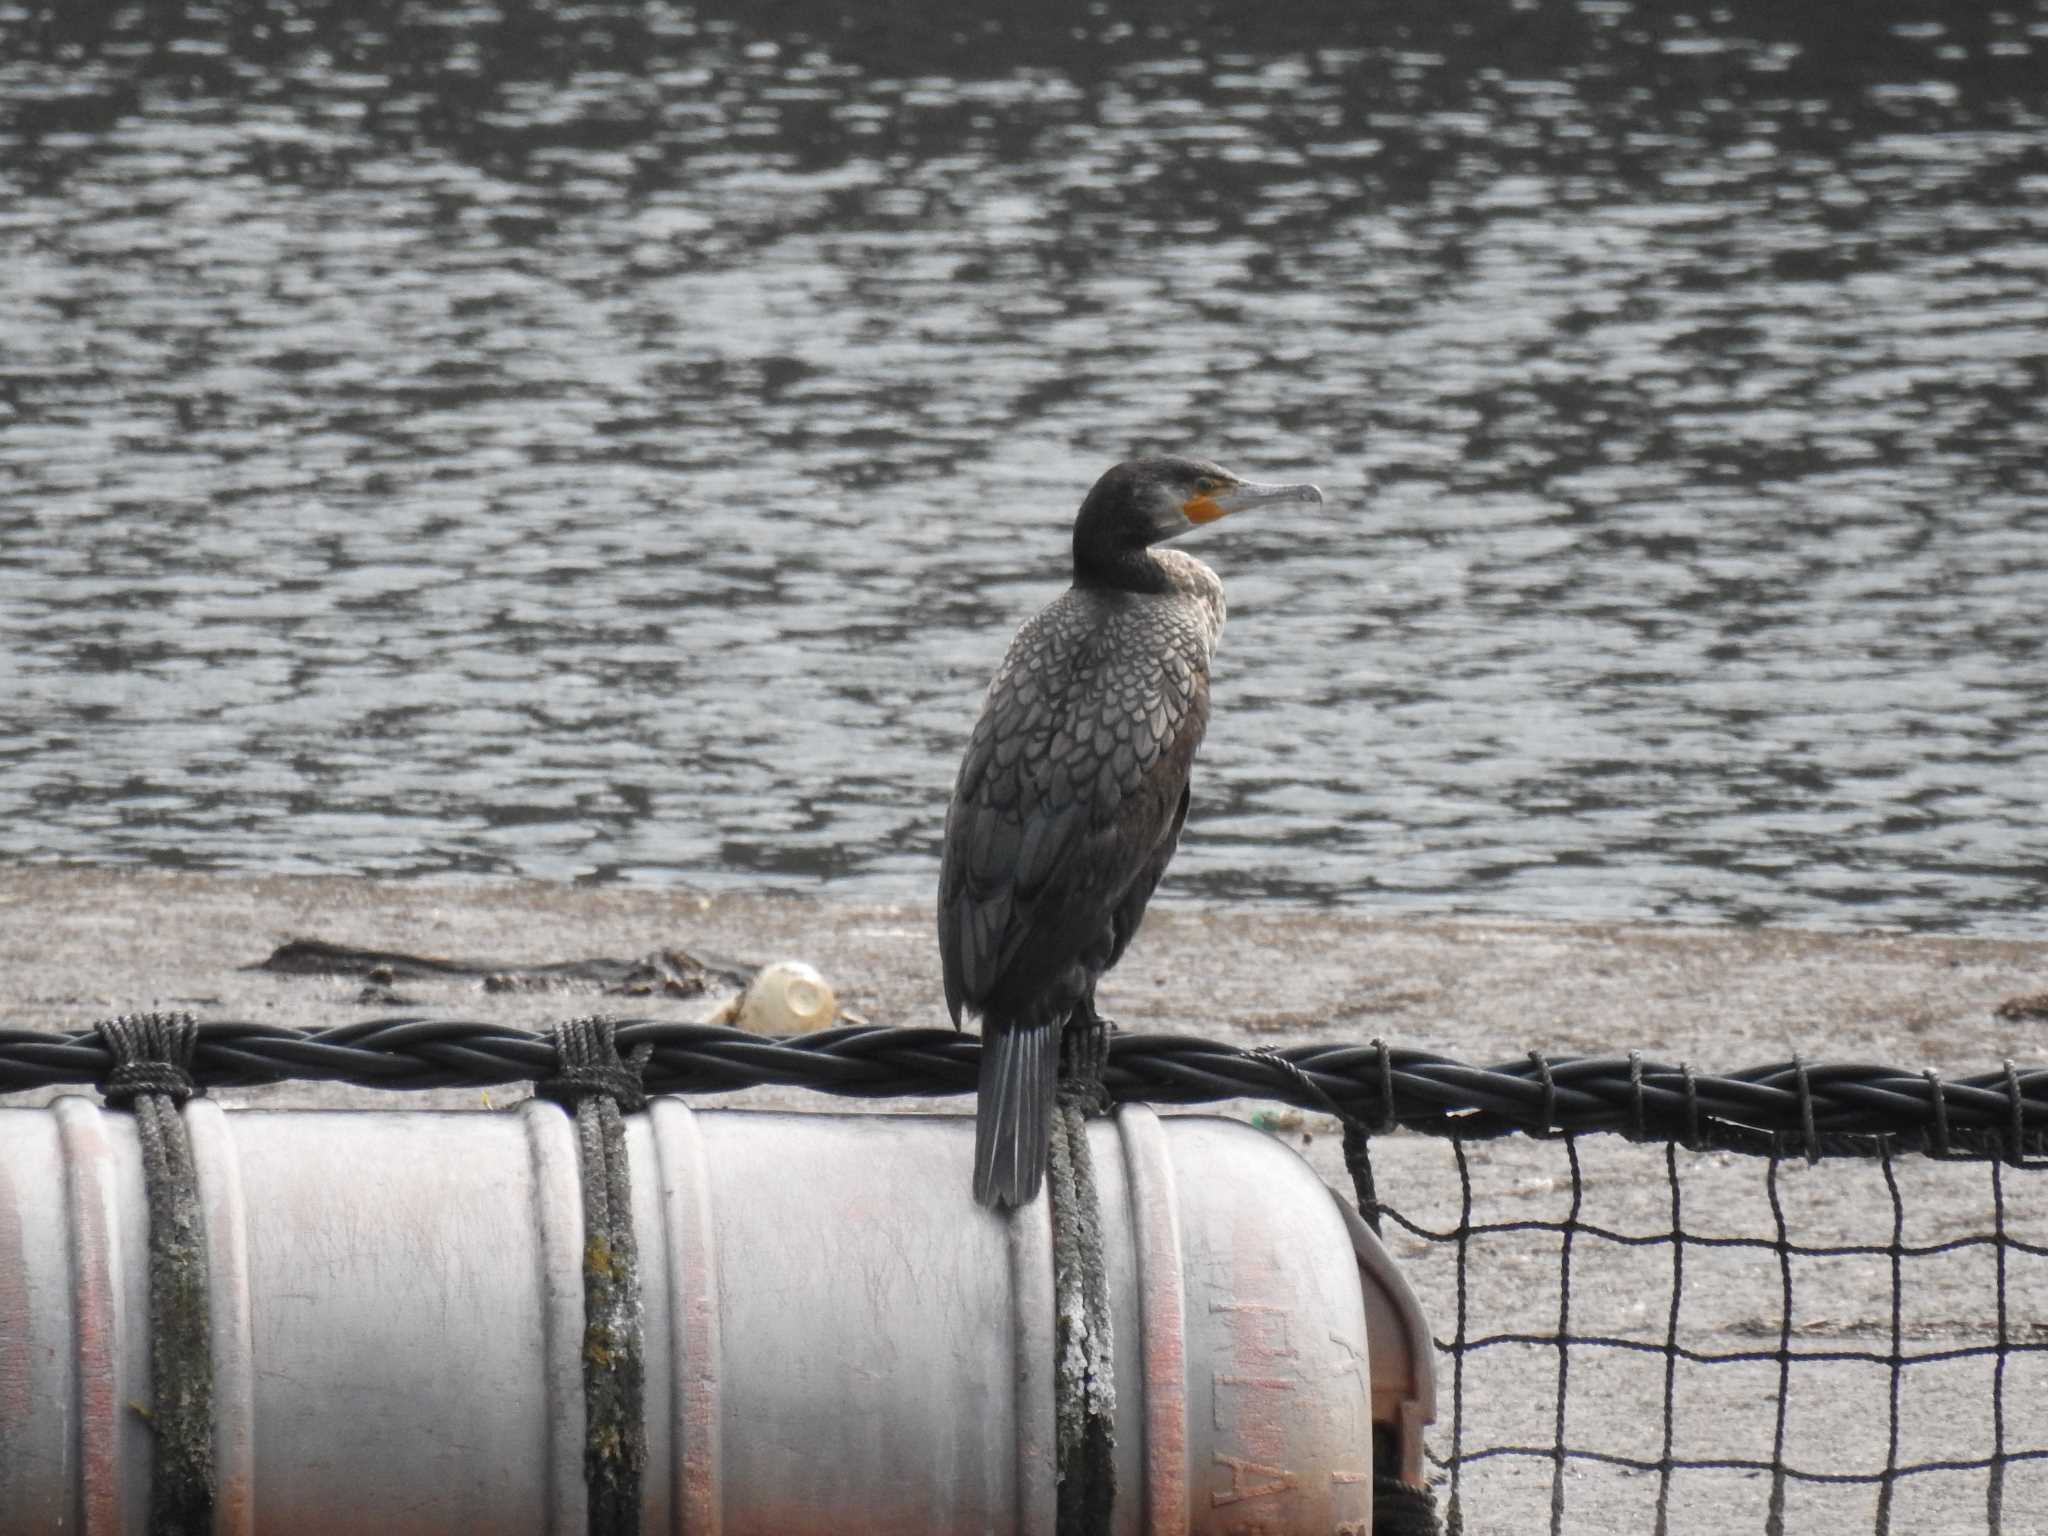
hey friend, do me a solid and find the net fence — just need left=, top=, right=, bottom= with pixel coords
left=1364, top=1128, right=2048, bottom=1535
left=3, top=1018, right=2044, bottom=1533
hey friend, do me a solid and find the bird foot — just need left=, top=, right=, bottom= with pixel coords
left=1059, top=1001, right=1116, bottom=1097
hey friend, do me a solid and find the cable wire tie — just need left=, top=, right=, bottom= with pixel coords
left=1530, top=1050, right=1557, bottom=1137
left=1792, top=1056, right=1819, bottom=1165
left=2003, top=1059, right=2022, bottom=1166
left=98, top=1010, right=200, bottom=1106
left=538, top=1015, right=651, bottom=1113
left=1922, top=1069, right=1950, bottom=1157
left=1680, top=1062, right=1701, bottom=1151
left=1373, top=1037, right=1396, bottom=1130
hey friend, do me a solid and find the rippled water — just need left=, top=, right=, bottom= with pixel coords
left=2, top=1, right=2045, bottom=933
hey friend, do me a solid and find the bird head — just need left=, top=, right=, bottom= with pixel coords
left=1072, top=456, right=1324, bottom=580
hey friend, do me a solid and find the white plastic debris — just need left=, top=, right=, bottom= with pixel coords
left=717, top=960, right=840, bottom=1035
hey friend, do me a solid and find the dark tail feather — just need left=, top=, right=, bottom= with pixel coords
left=973, top=1022, right=1056, bottom=1208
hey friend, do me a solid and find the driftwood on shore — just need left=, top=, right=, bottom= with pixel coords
left=250, top=938, right=750, bottom=998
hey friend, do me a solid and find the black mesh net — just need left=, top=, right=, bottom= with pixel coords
left=1362, top=1130, right=2048, bottom=1535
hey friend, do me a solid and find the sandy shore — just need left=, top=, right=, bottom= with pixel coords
left=4, top=865, right=2043, bottom=1534
left=3, top=863, right=2042, bottom=1066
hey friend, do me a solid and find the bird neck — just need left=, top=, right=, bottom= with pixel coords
left=1071, top=537, right=1172, bottom=594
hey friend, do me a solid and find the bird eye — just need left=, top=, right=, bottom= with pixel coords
left=1195, top=477, right=1218, bottom=495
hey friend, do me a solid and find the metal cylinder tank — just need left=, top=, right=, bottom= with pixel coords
left=0, top=1099, right=1432, bottom=1535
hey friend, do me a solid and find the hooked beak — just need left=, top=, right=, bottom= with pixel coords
left=1185, top=478, right=1325, bottom=524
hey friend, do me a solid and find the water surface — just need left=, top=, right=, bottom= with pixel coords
left=2, top=1, right=2044, bottom=933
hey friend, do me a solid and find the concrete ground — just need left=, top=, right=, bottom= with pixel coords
left=3, top=865, right=2044, bottom=1534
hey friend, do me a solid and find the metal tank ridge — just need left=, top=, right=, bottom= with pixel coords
left=0, top=1100, right=1434, bottom=1534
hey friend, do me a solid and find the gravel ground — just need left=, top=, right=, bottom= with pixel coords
left=4, top=865, right=2045, bottom=1534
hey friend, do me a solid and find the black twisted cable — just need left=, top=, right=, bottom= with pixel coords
left=7, top=1021, right=2045, bottom=1157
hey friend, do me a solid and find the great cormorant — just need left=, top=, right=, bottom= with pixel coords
left=938, top=456, right=1325, bottom=1207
